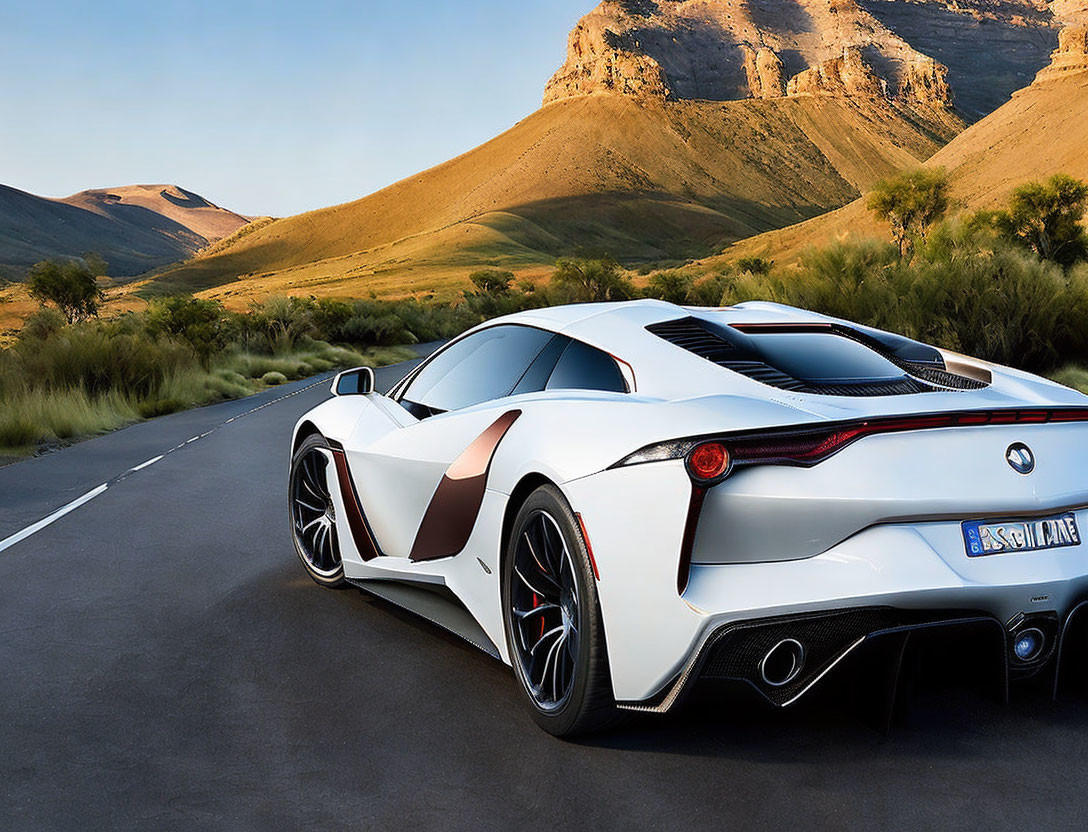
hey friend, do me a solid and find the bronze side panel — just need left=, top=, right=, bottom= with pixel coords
left=409, top=410, right=522, bottom=562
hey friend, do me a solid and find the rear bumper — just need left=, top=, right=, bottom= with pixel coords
left=619, top=529, right=1088, bottom=711
left=617, top=599, right=1088, bottom=713
left=564, top=464, right=1088, bottom=707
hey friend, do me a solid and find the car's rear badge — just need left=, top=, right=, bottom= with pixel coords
left=1006, top=443, right=1035, bottom=475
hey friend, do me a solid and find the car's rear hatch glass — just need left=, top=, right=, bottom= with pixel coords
left=646, top=316, right=985, bottom=396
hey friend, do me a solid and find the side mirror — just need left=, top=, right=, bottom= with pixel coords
left=332, top=366, right=376, bottom=396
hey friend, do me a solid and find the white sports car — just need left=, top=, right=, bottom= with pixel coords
left=290, top=300, right=1088, bottom=735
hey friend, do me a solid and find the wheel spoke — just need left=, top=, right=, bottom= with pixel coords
left=514, top=564, right=550, bottom=599
left=523, top=530, right=550, bottom=577
left=529, top=625, right=564, bottom=657
left=514, top=603, right=559, bottom=620
left=302, top=477, right=323, bottom=501
left=295, top=497, right=324, bottom=513
left=539, top=517, right=562, bottom=574
left=530, top=626, right=565, bottom=689
left=523, top=530, right=561, bottom=590
left=301, top=516, right=325, bottom=534
left=542, top=631, right=566, bottom=700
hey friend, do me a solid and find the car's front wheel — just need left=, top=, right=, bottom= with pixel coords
left=289, top=433, right=346, bottom=588
left=502, top=484, right=619, bottom=736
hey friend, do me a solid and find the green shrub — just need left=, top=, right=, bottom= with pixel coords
left=552, top=257, right=635, bottom=302
left=688, top=273, right=732, bottom=307
left=646, top=271, right=694, bottom=304
left=735, top=257, right=774, bottom=276
left=0, top=388, right=140, bottom=444
left=261, top=371, right=288, bottom=386
left=146, top=296, right=229, bottom=363
left=13, top=323, right=198, bottom=399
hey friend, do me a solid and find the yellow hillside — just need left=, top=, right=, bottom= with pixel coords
left=147, top=93, right=955, bottom=307
left=721, top=58, right=1088, bottom=265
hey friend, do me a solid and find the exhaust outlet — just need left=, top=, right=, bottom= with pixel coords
left=760, top=638, right=806, bottom=687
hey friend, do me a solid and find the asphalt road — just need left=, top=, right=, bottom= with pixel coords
left=3, top=352, right=1088, bottom=830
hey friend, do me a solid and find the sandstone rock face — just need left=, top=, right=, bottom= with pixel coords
left=786, top=48, right=887, bottom=100
left=547, top=14, right=672, bottom=100
left=544, top=0, right=1085, bottom=121
left=743, top=46, right=786, bottom=99
left=898, top=58, right=953, bottom=109
left=1034, top=25, right=1088, bottom=81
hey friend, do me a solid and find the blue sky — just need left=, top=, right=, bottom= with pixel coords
left=0, top=0, right=590, bottom=216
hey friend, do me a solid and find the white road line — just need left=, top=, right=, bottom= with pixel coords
left=130, top=455, right=164, bottom=473
left=0, top=484, right=109, bottom=554
left=0, top=373, right=343, bottom=554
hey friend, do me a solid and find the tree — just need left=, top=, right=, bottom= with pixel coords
left=646, top=270, right=693, bottom=304
left=735, top=257, right=774, bottom=275
left=146, top=296, right=228, bottom=363
left=468, top=269, right=514, bottom=295
left=551, top=257, right=634, bottom=302
left=993, top=173, right=1088, bottom=268
left=866, top=168, right=951, bottom=260
left=26, top=258, right=106, bottom=323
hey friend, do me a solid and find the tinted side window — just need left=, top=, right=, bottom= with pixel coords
left=401, top=325, right=554, bottom=413
left=546, top=340, right=627, bottom=393
left=511, top=335, right=569, bottom=396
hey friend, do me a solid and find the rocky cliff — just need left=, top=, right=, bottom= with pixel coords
left=544, top=0, right=1080, bottom=121
left=1034, top=24, right=1088, bottom=81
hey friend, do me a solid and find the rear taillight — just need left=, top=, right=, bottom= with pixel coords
left=614, top=407, right=1088, bottom=475
left=686, top=442, right=732, bottom=484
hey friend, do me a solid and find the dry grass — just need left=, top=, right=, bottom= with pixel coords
left=0, top=338, right=413, bottom=456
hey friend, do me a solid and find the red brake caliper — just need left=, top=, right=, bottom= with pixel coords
left=533, top=593, right=544, bottom=638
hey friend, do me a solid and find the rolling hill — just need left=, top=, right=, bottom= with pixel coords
left=0, top=184, right=249, bottom=279
left=148, top=93, right=954, bottom=302
left=720, top=24, right=1088, bottom=265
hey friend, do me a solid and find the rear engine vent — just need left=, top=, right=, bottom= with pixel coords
left=647, top=317, right=933, bottom=397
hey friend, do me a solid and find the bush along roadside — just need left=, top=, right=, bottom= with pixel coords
left=0, top=301, right=415, bottom=455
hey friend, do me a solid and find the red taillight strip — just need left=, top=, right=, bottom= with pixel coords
left=730, top=408, right=1088, bottom=467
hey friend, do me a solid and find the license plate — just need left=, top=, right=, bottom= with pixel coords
left=963, top=513, right=1081, bottom=557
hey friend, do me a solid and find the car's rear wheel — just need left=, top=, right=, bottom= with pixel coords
left=290, top=434, right=346, bottom=588
left=502, top=484, right=619, bottom=736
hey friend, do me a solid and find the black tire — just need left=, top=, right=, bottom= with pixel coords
left=502, top=484, right=620, bottom=737
left=289, top=433, right=346, bottom=588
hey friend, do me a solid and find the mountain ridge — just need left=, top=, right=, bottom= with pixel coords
left=543, top=0, right=1072, bottom=120
left=0, top=183, right=249, bottom=279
